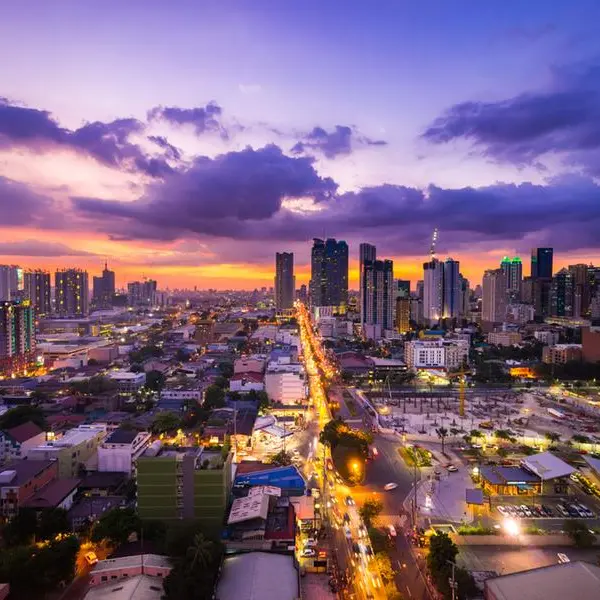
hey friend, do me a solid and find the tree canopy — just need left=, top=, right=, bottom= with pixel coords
left=204, top=385, right=226, bottom=410
left=145, top=370, right=166, bottom=391
left=359, top=499, right=383, bottom=527
left=91, top=507, right=141, bottom=546
left=0, top=405, right=47, bottom=431
left=151, top=412, right=182, bottom=434
left=129, top=345, right=164, bottom=364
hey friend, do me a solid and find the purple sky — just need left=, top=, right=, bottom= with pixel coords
left=1, top=0, right=600, bottom=288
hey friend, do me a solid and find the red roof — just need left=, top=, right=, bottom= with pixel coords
left=22, top=478, right=80, bottom=509
left=231, top=372, right=264, bottom=383
left=5, top=421, right=44, bottom=443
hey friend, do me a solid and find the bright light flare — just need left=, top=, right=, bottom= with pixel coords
left=503, top=518, right=520, bottom=536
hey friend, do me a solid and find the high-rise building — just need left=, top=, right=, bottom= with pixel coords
left=396, top=297, right=410, bottom=334
left=551, top=268, right=574, bottom=317
left=359, top=243, right=377, bottom=314
left=459, top=275, right=470, bottom=318
left=54, top=269, right=89, bottom=317
left=501, top=256, right=522, bottom=303
left=297, top=284, right=308, bottom=303
left=310, top=238, right=348, bottom=308
left=274, top=252, right=295, bottom=311
left=23, top=270, right=51, bottom=317
left=568, top=264, right=590, bottom=318
left=0, top=299, right=36, bottom=375
left=361, top=258, right=394, bottom=338
left=482, top=268, right=507, bottom=324
left=0, top=265, right=23, bottom=301
left=442, top=258, right=460, bottom=319
left=423, top=259, right=444, bottom=324
left=531, top=248, right=553, bottom=279
left=92, top=261, right=116, bottom=309
left=395, top=279, right=411, bottom=299
left=127, top=280, right=157, bottom=306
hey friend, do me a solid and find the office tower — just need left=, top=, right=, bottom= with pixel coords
left=23, top=270, right=51, bottom=317
left=92, top=261, right=116, bottom=309
left=297, top=284, right=308, bottom=304
left=482, top=269, right=507, bottom=324
left=361, top=259, right=394, bottom=338
left=568, top=264, right=589, bottom=317
left=423, top=258, right=444, bottom=325
left=459, top=274, right=470, bottom=318
left=396, top=297, right=410, bottom=334
left=54, top=269, right=89, bottom=317
left=550, top=268, right=574, bottom=317
left=127, top=280, right=158, bottom=306
left=531, top=248, right=553, bottom=279
left=274, top=252, right=295, bottom=310
left=359, top=243, right=377, bottom=313
left=395, top=279, right=411, bottom=299
left=0, top=265, right=23, bottom=301
left=501, top=256, right=522, bottom=303
left=310, top=238, right=348, bottom=308
left=0, top=299, right=36, bottom=375
left=442, top=258, right=460, bottom=319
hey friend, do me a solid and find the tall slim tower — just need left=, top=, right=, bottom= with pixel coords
left=310, top=238, right=348, bottom=309
left=423, top=259, right=444, bottom=325
left=24, top=270, right=51, bottom=317
left=531, top=248, right=553, bottom=279
left=482, top=269, right=507, bottom=324
left=442, top=258, right=460, bottom=319
left=0, top=299, right=36, bottom=375
left=275, top=252, right=295, bottom=310
left=501, top=256, right=522, bottom=303
left=359, top=243, right=377, bottom=319
left=361, top=259, right=394, bottom=338
left=55, top=269, right=89, bottom=317
left=92, top=261, right=116, bottom=309
left=0, top=265, right=22, bottom=301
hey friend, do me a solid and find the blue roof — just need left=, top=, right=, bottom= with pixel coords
left=234, top=465, right=306, bottom=495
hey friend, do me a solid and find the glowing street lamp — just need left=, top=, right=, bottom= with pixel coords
left=503, top=518, right=520, bottom=537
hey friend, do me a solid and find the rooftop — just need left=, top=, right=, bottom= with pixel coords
left=30, top=424, right=106, bottom=450
left=215, top=552, right=299, bottom=600
left=23, top=478, right=80, bottom=509
left=480, top=465, right=540, bottom=486
left=91, top=554, right=171, bottom=574
left=484, top=561, right=600, bottom=600
left=0, top=459, right=56, bottom=487
left=104, top=429, right=140, bottom=445
left=84, top=574, right=165, bottom=600
left=228, top=491, right=271, bottom=525
left=4, top=420, right=44, bottom=443
left=523, top=451, right=575, bottom=480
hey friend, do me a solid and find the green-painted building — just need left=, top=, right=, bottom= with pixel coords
left=136, top=444, right=232, bottom=530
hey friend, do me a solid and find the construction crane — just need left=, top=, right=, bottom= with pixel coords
left=430, top=227, right=439, bottom=259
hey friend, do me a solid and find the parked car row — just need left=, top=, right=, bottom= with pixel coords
left=496, top=501, right=594, bottom=519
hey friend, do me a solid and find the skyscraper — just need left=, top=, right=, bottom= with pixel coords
left=395, top=279, right=411, bottom=299
left=275, top=252, right=295, bottom=310
left=442, top=258, right=460, bottom=319
left=310, top=238, right=348, bottom=308
left=568, top=264, right=590, bottom=317
left=55, top=269, right=89, bottom=317
left=23, top=270, right=51, bottom=317
left=0, top=265, right=23, bottom=301
left=500, top=256, right=522, bottom=303
left=361, top=259, right=394, bottom=339
left=423, top=258, right=444, bottom=325
left=0, top=299, right=36, bottom=375
left=459, top=274, right=470, bottom=318
left=531, top=248, right=553, bottom=279
left=359, top=243, right=376, bottom=314
left=551, top=268, right=574, bottom=317
left=92, top=262, right=116, bottom=309
left=127, top=280, right=157, bottom=306
left=482, top=268, right=507, bottom=324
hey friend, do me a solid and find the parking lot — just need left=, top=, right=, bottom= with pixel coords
left=494, top=498, right=595, bottom=520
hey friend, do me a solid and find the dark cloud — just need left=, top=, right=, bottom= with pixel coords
left=71, top=141, right=600, bottom=255
left=0, top=176, right=58, bottom=225
left=291, top=125, right=387, bottom=159
left=148, top=135, right=182, bottom=160
left=147, top=102, right=226, bottom=137
left=0, top=240, right=96, bottom=257
left=0, top=98, right=177, bottom=178
left=422, top=63, right=600, bottom=174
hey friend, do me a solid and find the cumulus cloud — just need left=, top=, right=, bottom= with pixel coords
left=421, top=63, right=600, bottom=175
left=147, top=102, right=226, bottom=137
left=0, top=240, right=96, bottom=257
left=291, top=125, right=387, bottom=159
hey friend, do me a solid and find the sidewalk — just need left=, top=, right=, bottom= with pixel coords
left=300, top=573, right=336, bottom=600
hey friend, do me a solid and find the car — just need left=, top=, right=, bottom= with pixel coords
left=446, top=464, right=458, bottom=472
left=343, top=512, right=350, bottom=523
left=344, top=526, right=352, bottom=539
left=520, top=505, right=532, bottom=517
left=345, top=495, right=355, bottom=506
left=372, top=446, right=379, bottom=457
left=557, top=553, right=570, bottom=564
left=556, top=504, right=569, bottom=517
left=305, top=538, right=318, bottom=548
left=497, top=506, right=508, bottom=516
left=388, top=524, right=397, bottom=537
left=352, top=542, right=361, bottom=556
left=84, top=552, right=98, bottom=566
left=384, top=482, right=398, bottom=491
left=363, top=545, right=374, bottom=560
left=358, top=525, right=367, bottom=538
left=301, top=548, right=316, bottom=558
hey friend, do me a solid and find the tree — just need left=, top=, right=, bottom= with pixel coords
left=213, top=376, right=229, bottom=389
left=175, top=348, right=190, bottom=363
left=268, top=450, right=292, bottom=466
left=1, top=509, right=38, bottom=546
left=0, top=405, right=47, bottom=431
left=38, top=508, right=70, bottom=541
left=565, top=520, right=596, bottom=548
left=129, top=345, right=163, bottom=364
left=204, top=385, right=225, bottom=410
left=359, top=499, right=383, bottom=528
left=151, top=412, right=181, bottom=434
left=218, top=362, right=234, bottom=378
left=495, top=429, right=512, bottom=441
left=436, top=427, right=449, bottom=454
left=470, top=429, right=483, bottom=438
left=545, top=431, right=561, bottom=446
left=572, top=434, right=590, bottom=444
left=130, top=363, right=144, bottom=373
left=146, top=370, right=165, bottom=391
left=368, top=527, right=391, bottom=553
left=375, top=552, right=396, bottom=584
left=186, top=532, right=214, bottom=570
left=91, top=507, right=141, bottom=546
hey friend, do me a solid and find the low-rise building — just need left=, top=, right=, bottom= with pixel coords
left=234, top=357, right=265, bottom=374
left=107, top=370, right=146, bottom=393
left=22, top=478, right=80, bottom=511
left=84, top=575, right=165, bottom=600
left=0, top=459, right=58, bottom=518
left=542, top=344, right=582, bottom=364
left=89, top=554, right=172, bottom=587
left=230, top=372, right=264, bottom=393
left=27, top=424, right=107, bottom=478
left=264, top=369, right=306, bottom=405
left=534, top=330, right=560, bottom=345
left=160, top=387, right=204, bottom=403
left=582, top=326, right=600, bottom=363
left=488, top=331, right=522, bottom=346
left=404, top=338, right=469, bottom=370
left=98, top=429, right=151, bottom=476
left=0, top=421, right=46, bottom=464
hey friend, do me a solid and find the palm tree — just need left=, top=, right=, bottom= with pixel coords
left=186, top=533, right=214, bottom=571
left=436, top=427, right=449, bottom=455
left=545, top=431, right=561, bottom=447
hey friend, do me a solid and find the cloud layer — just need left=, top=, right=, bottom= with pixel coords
left=291, top=125, right=387, bottom=159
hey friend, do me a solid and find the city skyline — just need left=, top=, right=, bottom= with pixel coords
left=1, top=2, right=600, bottom=288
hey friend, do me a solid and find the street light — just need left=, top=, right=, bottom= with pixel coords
left=503, top=518, right=520, bottom=537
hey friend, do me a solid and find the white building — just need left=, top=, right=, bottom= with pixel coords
left=534, top=330, right=560, bottom=346
left=229, top=372, right=264, bottom=393
left=160, top=388, right=203, bottom=403
left=423, top=258, right=444, bottom=325
left=482, top=268, right=507, bottom=324
left=98, top=429, right=151, bottom=476
left=265, top=371, right=307, bottom=405
left=107, top=370, right=146, bottom=393
left=404, top=338, right=469, bottom=370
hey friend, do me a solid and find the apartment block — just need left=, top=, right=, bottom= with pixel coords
left=98, top=429, right=152, bottom=476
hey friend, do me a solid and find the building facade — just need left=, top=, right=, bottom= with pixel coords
left=23, top=270, right=51, bottom=316
left=361, top=258, right=394, bottom=339
left=0, top=265, right=22, bottom=301
left=359, top=243, right=376, bottom=315
left=542, top=344, right=582, bottom=364
left=442, top=258, right=461, bottom=319
left=55, top=269, right=89, bottom=317
left=482, top=269, right=507, bottom=324
left=127, top=280, right=157, bottom=306
left=501, top=256, right=522, bottom=303
left=275, top=252, right=295, bottom=311
left=92, top=262, right=116, bottom=309
left=0, top=299, right=36, bottom=376
left=310, top=238, right=348, bottom=309
left=404, top=338, right=468, bottom=370
left=531, top=247, right=553, bottom=279
left=423, top=258, right=444, bottom=325
left=98, top=429, right=151, bottom=476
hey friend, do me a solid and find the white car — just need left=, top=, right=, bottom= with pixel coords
left=301, top=548, right=316, bottom=558
left=497, top=506, right=508, bottom=516
left=557, top=553, right=570, bottom=564
left=384, top=482, right=398, bottom=491
left=344, top=526, right=352, bottom=540
left=388, top=525, right=397, bottom=537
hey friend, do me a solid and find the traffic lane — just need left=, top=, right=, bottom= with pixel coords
left=390, top=533, right=432, bottom=600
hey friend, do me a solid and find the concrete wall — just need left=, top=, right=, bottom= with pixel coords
left=451, top=533, right=600, bottom=546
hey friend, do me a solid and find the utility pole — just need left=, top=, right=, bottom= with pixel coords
left=447, top=560, right=458, bottom=600
left=412, top=459, right=418, bottom=527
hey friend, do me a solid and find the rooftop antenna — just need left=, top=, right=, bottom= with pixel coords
left=430, top=227, right=439, bottom=260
